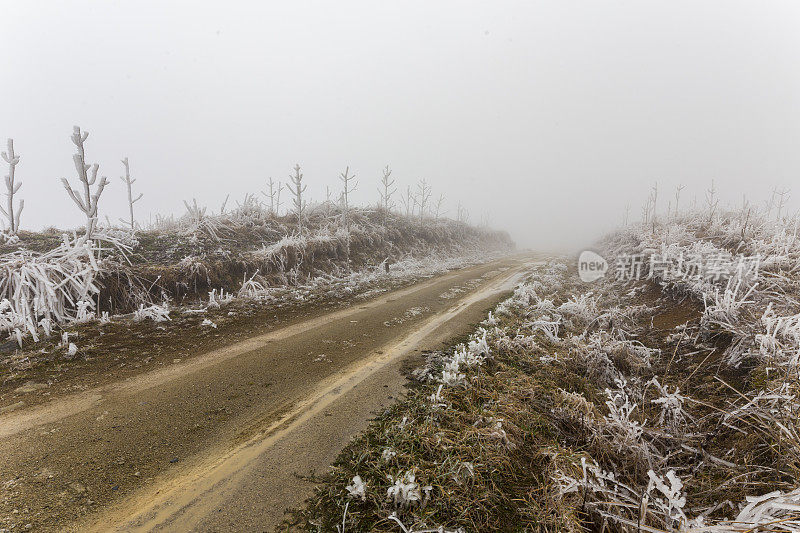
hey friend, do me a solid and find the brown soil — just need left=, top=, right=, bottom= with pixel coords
left=0, top=254, right=533, bottom=532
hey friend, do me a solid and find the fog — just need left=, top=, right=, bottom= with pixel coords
left=2, top=1, right=799, bottom=251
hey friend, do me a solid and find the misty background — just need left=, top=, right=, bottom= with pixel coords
left=2, top=1, right=799, bottom=251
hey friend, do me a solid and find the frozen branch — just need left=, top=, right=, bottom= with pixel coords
left=414, top=179, right=432, bottom=219
left=0, top=138, right=23, bottom=234
left=287, top=164, right=307, bottom=230
left=60, top=126, right=109, bottom=240
left=118, top=157, right=142, bottom=232
left=673, top=184, right=685, bottom=218
left=339, top=166, right=357, bottom=231
left=262, top=177, right=284, bottom=216
left=434, top=193, right=445, bottom=219
left=400, top=185, right=413, bottom=217
left=378, top=165, right=396, bottom=216
left=706, top=179, right=719, bottom=224
left=456, top=201, right=469, bottom=223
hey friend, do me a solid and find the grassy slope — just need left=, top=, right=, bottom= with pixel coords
left=0, top=206, right=514, bottom=316
left=294, top=210, right=799, bottom=532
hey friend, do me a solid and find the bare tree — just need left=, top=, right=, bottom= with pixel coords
left=325, top=185, right=333, bottom=217
left=61, top=126, right=109, bottom=240
left=378, top=165, right=396, bottom=216
left=262, top=177, right=284, bottom=216
left=740, top=201, right=752, bottom=241
left=705, top=180, right=719, bottom=224
left=287, top=164, right=307, bottom=230
left=434, top=193, right=446, bottom=219
left=400, top=185, right=413, bottom=217
left=414, top=179, right=432, bottom=219
left=673, top=184, right=685, bottom=218
left=339, top=166, right=357, bottom=231
left=649, top=182, right=658, bottom=227
left=641, top=194, right=653, bottom=227
left=0, top=139, right=23, bottom=234
left=773, top=187, right=791, bottom=221
left=118, top=158, right=142, bottom=231
left=456, top=201, right=469, bottom=223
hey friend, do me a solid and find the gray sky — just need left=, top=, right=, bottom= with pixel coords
left=2, top=1, right=799, bottom=250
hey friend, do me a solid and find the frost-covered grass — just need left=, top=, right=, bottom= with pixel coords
left=0, top=232, right=134, bottom=345
left=0, top=125, right=512, bottom=351
left=0, top=241, right=507, bottom=388
left=603, top=202, right=800, bottom=371
left=296, top=202, right=799, bottom=532
left=0, top=201, right=512, bottom=349
left=558, top=204, right=798, bottom=531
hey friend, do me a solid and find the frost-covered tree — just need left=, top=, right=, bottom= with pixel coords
left=772, top=187, right=791, bottom=221
left=287, top=164, right=307, bottom=230
left=378, top=165, right=396, bottom=215
left=650, top=182, right=658, bottom=223
left=673, top=184, right=685, bottom=218
left=647, top=182, right=660, bottom=232
left=705, top=180, right=719, bottom=224
left=641, top=199, right=651, bottom=227
left=61, top=126, right=109, bottom=240
left=400, top=185, right=413, bottom=217
left=118, top=158, right=142, bottom=231
left=325, top=185, right=334, bottom=217
left=262, top=177, right=284, bottom=216
left=414, top=179, right=432, bottom=219
left=641, top=184, right=658, bottom=228
left=339, top=166, right=357, bottom=231
left=434, top=193, right=446, bottom=219
left=456, top=201, right=469, bottom=223
left=1, top=139, right=23, bottom=234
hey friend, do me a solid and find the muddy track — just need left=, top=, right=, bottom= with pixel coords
left=0, top=255, right=535, bottom=532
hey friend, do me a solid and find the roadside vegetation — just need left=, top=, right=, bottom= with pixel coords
left=295, top=190, right=799, bottom=532
left=0, top=127, right=512, bottom=364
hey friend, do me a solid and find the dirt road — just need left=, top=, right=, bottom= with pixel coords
left=0, top=256, right=533, bottom=532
